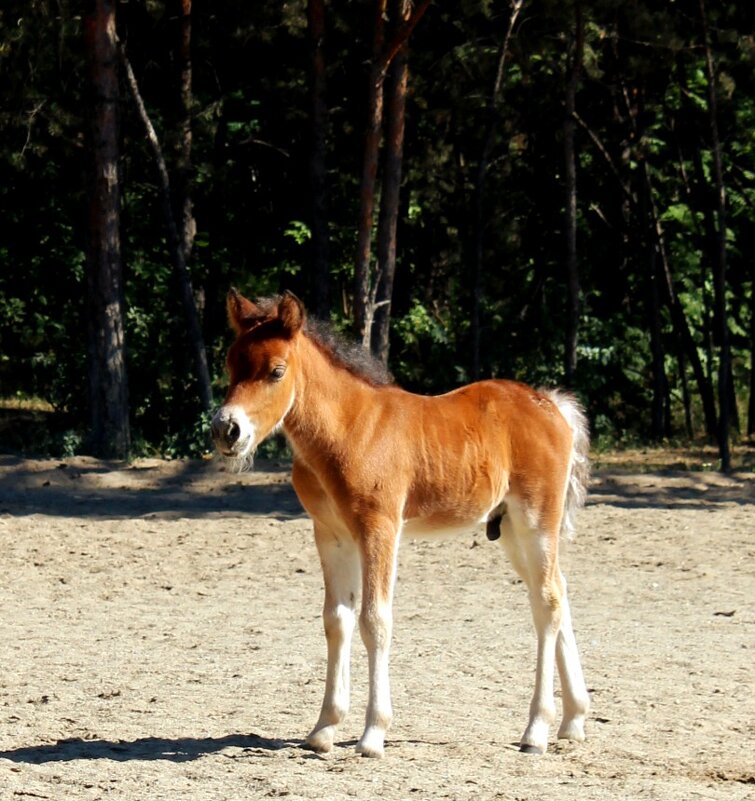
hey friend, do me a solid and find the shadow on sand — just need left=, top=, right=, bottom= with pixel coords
left=0, top=454, right=304, bottom=520
left=0, top=733, right=305, bottom=764
left=588, top=469, right=754, bottom=511
left=2, top=454, right=752, bottom=520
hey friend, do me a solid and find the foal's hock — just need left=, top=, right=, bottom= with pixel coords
left=212, top=290, right=590, bottom=758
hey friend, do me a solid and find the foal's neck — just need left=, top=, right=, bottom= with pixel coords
left=283, top=333, right=379, bottom=457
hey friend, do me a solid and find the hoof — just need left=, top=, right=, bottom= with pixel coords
left=356, top=727, right=386, bottom=759
left=356, top=743, right=385, bottom=759
left=519, top=743, right=546, bottom=755
left=305, top=725, right=336, bottom=754
left=557, top=719, right=586, bottom=743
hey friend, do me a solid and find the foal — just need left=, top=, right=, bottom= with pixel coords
left=212, top=290, right=590, bottom=758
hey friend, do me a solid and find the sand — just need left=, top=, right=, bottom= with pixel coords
left=0, top=454, right=753, bottom=800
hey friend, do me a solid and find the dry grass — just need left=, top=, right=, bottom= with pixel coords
left=0, top=396, right=55, bottom=413
left=593, top=442, right=755, bottom=472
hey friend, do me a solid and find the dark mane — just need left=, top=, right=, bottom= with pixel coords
left=304, top=317, right=393, bottom=387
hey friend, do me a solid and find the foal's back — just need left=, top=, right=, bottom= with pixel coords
left=373, top=379, right=574, bottom=535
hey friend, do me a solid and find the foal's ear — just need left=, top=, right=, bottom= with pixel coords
left=227, top=288, right=262, bottom=333
left=279, top=290, right=305, bottom=335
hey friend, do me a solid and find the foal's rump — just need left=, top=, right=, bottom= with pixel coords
left=500, top=381, right=589, bottom=539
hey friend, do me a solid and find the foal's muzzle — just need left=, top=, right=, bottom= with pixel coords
left=211, top=406, right=254, bottom=456
left=212, top=416, right=240, bottom=448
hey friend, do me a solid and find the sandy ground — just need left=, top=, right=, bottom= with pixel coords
left=0, top=453, right=752, bottom=800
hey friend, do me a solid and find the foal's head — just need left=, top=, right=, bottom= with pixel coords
left=211, top=290, right=304, bottom=463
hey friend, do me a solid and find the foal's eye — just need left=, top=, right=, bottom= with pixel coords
left=270, top=364, right=286, bottom=381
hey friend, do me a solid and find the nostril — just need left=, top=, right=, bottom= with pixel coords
left=227, top=420, right=240, bottom=443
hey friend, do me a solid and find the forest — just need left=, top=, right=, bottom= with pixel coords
left=0, top=0, right=753, bottom=470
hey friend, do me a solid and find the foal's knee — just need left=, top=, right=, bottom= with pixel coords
left=323, top=603, right=355, bottom=639
left=359, top=604, right=391, bottom=649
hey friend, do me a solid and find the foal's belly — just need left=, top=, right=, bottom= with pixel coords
left=292, top=457, right=501, bottom=541
left=402, top=511, right=489, bottom=540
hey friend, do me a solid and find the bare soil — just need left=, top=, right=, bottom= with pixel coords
left=0, top=454, right=753, bottom=800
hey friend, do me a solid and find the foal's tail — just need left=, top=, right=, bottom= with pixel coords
left=545, top=389, right=591, bottom=540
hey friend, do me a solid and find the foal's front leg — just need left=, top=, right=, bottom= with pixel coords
left=356, top=521, right=401, bottom=759
left=306, top=525, right=361, bottom=754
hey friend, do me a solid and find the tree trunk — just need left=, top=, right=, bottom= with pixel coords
left=170, top=0, right=212, bottom=412
left=308, top=0, right=330, bottom=317
left=353, top=0, right=388, bottom=347
left=614, top=56, right=718, bottom=440
left=470, top=0, right=524, bottom=380
left=648, top=243, right=669, bottom=440
left=353, top=0, right=431, bottom=347
left=643, top=159, right=718, bottom=439
left=676, top=56, right=717, bottom=397
left=727, top=361, right=740, bottom=433
left=84, top=0, right=130, bottom=459
left=749, top=257, right=755, bottom=439
left=676, top=347, right=694, bottom=439
left=120, top=46, right=213, bottom=413
left=586, top=51, right=718, bottom=440
left=637, top=88, right=669, bottom=440
left=372, top=0, right=411, bottom=365
left=172, top=0, right=195, bottom=263
left=563, top=0, right=584, bottom=387
left=204, top=105, right=231, bottom=341
left=699, top=0, right=731, bottom=472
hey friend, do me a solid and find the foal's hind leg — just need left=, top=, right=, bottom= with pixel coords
left=500, top=511, right=562, bottom=754
left=555, top=573, right=590, bottom=742
left=306, top=524, right=361, bottom=753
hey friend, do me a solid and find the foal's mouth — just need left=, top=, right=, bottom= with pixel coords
left=217, top=436, right=254, bottom=459
left=217, top=442, right=256, bottom=474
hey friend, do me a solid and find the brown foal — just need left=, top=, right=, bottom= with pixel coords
left=212, top=290, right=590, bottom=758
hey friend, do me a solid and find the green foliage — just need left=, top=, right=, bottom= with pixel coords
left=153, top=410, right=215, bottom=461
left=0, top=0, right=753, bottom=457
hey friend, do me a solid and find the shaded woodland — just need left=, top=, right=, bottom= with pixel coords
left=0, top=1, right=753, bottom=468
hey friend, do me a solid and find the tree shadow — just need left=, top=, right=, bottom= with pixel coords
left=2, top=455, right=752, bottom=520
left=0, top=454, right=304, bottom=520
left=588, top=469, right=755, bottom=510
left=0, top=732, right=304, bottom=764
